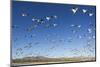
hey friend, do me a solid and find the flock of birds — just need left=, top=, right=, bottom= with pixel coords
left=12, top=7, right=95, bottom=59
left=71, top=7, right=94, bottom=16
left=26, top=15, right=58, bottom=32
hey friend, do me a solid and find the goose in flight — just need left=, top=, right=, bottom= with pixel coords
left=53, top=23, right=58, bottom=27
left=53, top=15, right=57, bottom=19
left=88, top=28, right=92, bottom=33
left=82, top=9, right=87, bottom=13
left=51, top=15, right=58, bottom=19
left=46, top=16, right=51, bottom=21
left=36, top=19, right=44, bottom=24
left=32, top=18, right=36, bottom=22
left=22, top=13, right=27, bottom=17
left=72, top=7, right=78, bottom=14
left=77, top=25, right=81, bottom=28
left=70, top=24, right=75, bottom=27
left=89, top=13, right=93, bottom=16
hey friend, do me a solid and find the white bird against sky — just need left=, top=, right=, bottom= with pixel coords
left=89, top=13, right=94, bottom=16
left=82, top=9, right=87, bottom=13
left=72, top=8, right=78, bottom=14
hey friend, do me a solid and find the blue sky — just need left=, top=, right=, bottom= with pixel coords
left=12, top=1, right=96, bottom=59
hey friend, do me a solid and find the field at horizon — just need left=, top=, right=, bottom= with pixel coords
left=12, top=56, right=95, bottom=66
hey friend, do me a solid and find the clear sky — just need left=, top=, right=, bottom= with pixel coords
left=12, top=1, right=96, bottom=59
